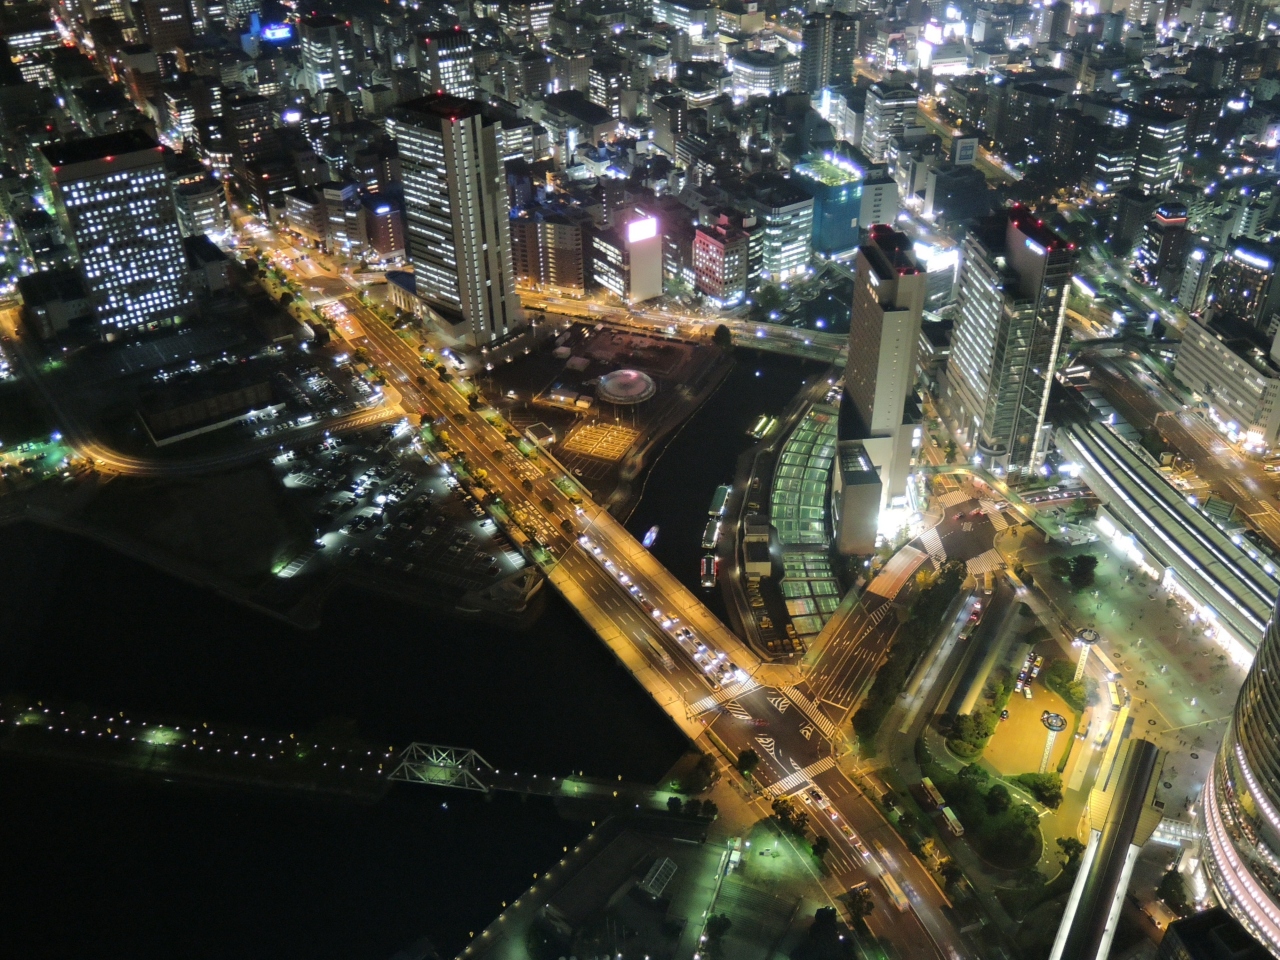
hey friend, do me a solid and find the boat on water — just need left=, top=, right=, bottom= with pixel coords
left=700, top=554, right=717, bottom=588
left=709, top=484, right=731, bottom=516
left=701, top=519, right=720, bottom=550
left=643, top=525, right=659, bottom=548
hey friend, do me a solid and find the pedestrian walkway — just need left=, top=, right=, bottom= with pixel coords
left=689, top=678, right=761, bottom=715
left=781, top=685, right=840, bottom=739
left=980, top=501, right=1011, bottom=532
left=764, top=756, right=837, bottom=797
left=965, top=549, right=1004, bottom=576
left=938, top=490, right=971, bottom=508
left=867, top=544, right=928, bottom=597
left=920, top=526, right=947, bottom=562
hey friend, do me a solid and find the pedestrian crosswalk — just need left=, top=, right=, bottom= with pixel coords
left=781, top=686, right=839, bottom=739
left=938, top=490, right=970, bottom=508
left=920, top=527, right=946, bottom=561
left=966, top=549, right=1004, bottom=576
left=980, top=501, right=1011, bottom=532
left=689, top=677, right=761, bottom=715
left=765, top=756, right=837, bottom=798
left=723, top=700, right=752, bottom=721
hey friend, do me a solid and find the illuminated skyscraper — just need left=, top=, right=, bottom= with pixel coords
left=946, top=207, right=1074, bottom=473
left=420, top=27, right=476, bottom=99
left=299, top=15, right=356, bottom=93
left=1202, top=592, right=1280, bottom=955
left=843, top=226, right=925, bottom=513
left=389, top=95, right=521, bottom=346
left=39, top=130, right=194, bottom=340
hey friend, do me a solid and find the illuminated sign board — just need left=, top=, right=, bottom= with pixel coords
left=627, top=217, right=658, bottom=243
left=261, top=23, right=293, bottom=41
left=1025, top=238, right=1045, bottom=255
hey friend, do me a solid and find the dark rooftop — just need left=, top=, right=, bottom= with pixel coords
left=395, top=93, right=487, bottom=124
left=40, top=129, right=160, bottom=168
left=544, top=91, right=614, bottom=126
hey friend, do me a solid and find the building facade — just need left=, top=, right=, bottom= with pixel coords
left=842, top=225, right=925, bottom=514
left=946, top=208, right=1074, bottom=473
left=1202, top=592, right=1280, bottom=955
left=39, top=130, right=194, bottom=339
left=420, top=28, right=476, bottom=99
left=390, top=95, right=521, bottom=346
left=299, top=15, right=356, bottom=93
left=693, top=216, right=750, bottom=307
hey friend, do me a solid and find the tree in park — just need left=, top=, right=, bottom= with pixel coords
left=812, top=836, right=830, bottom=860
left=1048, top=555, right=1072, bottom=580
left=736, top=747, right=760, bottom=777
left=1057, top=836, right=1085, bottom=868
left=986, top=783, right=1012, bottom=815
left=1069, top=554, right=1099, bottom=589
left=713, top=324, right=734, bottom=348
left=667, top=795, right=683, bottom=814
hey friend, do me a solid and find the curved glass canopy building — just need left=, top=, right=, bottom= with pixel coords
left=1202, top=595, right=1280, bottom=954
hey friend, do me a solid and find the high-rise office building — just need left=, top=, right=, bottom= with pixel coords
left=1202, top=593, right=1280, bottom=956
left=1131, top=106, right=1187, bottom=195
left=743, top=174, right=813, bottom=282
left=946, top=207, right=1074, bottom=473
left=420, top=27, right=476, bottom=99
left=591, top=216, right=663, bottom=304
left=729, top=50, right=801, bottom=99
left=499, top=0, right=554, bottom=39
left=588, top=56, right=629, bottom=120
left=1208, top=239, right=1280, bottom=335
left=510, top=207, right=591, bottom=295
left=390, top=95, right=521, bottom=346
left=128, top=0, right=192, bottom=50
left=225, top=93, right=279, bottom=173
left=38, top=130, right=194, bottom=339
left=799, top=11, right=858, bottom=93
left=693, top=215, right=751, bottom=307
left=299, top=15, right=356, bottom=93
left=1135, top=202, right=1190, bottom=295
left=841, top=225, right=925, bottom=515
left=862, top=79, right=918, bottom=163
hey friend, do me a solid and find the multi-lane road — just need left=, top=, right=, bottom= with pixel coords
left=341, top=290, right=987, bottom=959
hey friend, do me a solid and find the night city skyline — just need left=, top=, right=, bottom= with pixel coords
left=4, top=0, right=1280, bottom=957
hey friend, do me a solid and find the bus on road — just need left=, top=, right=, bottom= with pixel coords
left=941, top=806, right=964, bottom=837
left=879, top=871, right=910, bottom=912
left=921, top=777, right=944, bottom=809
left=1107, top=681, right=1123, bottom=710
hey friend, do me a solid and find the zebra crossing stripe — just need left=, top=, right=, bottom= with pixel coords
left=689, top=677, right=760, bottom=715
left=965, top=549, right=1004, bottom=575
left=920, top=527, right=946, bottom=558
left=724, top=700, right=752, bottom=721
left=764, top=756, right=837, bottom=798
left=781, top=686, right=839, bottom=739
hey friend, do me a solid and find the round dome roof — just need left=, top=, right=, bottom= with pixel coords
left=598, top=369, right=656, bottom=405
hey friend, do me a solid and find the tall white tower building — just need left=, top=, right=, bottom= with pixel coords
left=390, top=95, right=522, bottom=347
left=843, top=225, right=926, bottom=513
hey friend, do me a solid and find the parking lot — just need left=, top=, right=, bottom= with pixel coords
left=270, top=420, right=526, bottom=592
